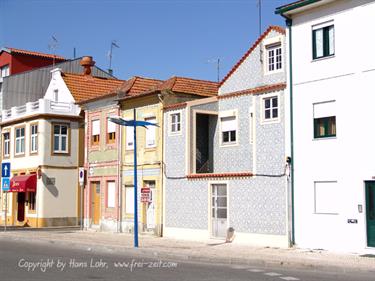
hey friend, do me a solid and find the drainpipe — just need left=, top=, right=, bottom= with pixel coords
left=117, top=104, right=123, bottom=233
left=282, top=15, right=295, bottom=246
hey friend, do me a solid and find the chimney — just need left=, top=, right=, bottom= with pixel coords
left=80, top=56, right=95, bottom=75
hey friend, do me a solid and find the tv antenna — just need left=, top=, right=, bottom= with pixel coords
left=107, top=40, right=120, bottom=76
left=207, top=58, right=221, bottom=83
left=48, top=35, right=58, bottom=66
left=257, top=0, right=262, bottom=37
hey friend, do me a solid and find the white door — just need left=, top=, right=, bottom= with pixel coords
left=146, top=188, right=156, bottom=229
left=211, top=184, right=227, bottom=238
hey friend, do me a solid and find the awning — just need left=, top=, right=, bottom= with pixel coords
left=10, top=174, right=37, bottom=192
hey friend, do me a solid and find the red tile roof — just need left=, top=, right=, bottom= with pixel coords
left=155, top=76, right=218, bottom=97
left=163, top=102, right=187, bottom=111
left=62, top=73, right=125, bottom=104
left=4, top=47, right=66, bottom=60
left=220, top=26, right=285, bottom=87
left=115, top=76, right=163, bottom=97
left=187, top=172, right=253, bottom=179
left=218, top=83, right=286, bottom=100
left=117, top=76, right=218, bottom=101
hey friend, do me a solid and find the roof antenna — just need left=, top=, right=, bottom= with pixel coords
left=207, top=58, right=221, bottom=83
left=48, top=35, right=58, bottom=66
left=107, top=40, right=119, bottom=76
left=257, top=0, right=262, bottom=37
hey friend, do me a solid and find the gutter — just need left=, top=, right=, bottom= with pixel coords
left=275, top=0, right=321, bottom=15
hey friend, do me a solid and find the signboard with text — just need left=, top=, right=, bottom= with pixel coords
left=141, top=187, right=151, bottom=203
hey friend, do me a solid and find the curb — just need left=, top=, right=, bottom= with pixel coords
left=1, top=233, right=374, bottom=273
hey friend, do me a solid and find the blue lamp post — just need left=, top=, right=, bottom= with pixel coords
left=108, top=108, right=158, bottom=248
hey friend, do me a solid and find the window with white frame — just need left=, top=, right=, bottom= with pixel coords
left=3, top=132, right=10, bottom=157
left=145, top=117, right=156, bottom=148
left=107, top=181, right=116, bottom=208
left=91, top=119, right=100, bottom=145
left=53, top=124, right=68, bottom=153
left=30, top=124, right=38, bottom=153
left=263, top=96, right=278, bottom=120
left=170, top=112, right=181, bottom=134
left=126, top=126, right=134, bottom=150
left=125, top=185, right=134, bottom=214
left=313, top=23, right=334, bottom=59
left=15, top=127, right=25, bottom=155
left=313, top=101, right=336, bottom=138
left=266, top=44, right=282, bottom=72
left=221, top=116, right=237, bottom=145
left=107, top=118, right=116, bottom=144
left=314, top=181, right=339, bottom=214
left=0, top=65, right=9, bottom=78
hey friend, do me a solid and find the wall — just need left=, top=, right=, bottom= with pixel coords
left=291, top=0, right=375, bottom=252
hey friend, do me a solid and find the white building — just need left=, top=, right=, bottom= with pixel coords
left=276, top=0, right=375, bottom=253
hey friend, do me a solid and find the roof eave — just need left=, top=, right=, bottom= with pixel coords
left=275, top=0, right=322, bottom=16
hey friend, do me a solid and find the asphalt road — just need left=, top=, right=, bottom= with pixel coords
left=0, top=238, right=373, bottom=281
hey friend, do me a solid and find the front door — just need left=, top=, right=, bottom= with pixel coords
left=366, top=181, right=375, bottom=247
left=17, top=193, right=25, bottom=222
left=211, top=184, right=227, bottom=238
left=91, top=182, right=100, bottom=225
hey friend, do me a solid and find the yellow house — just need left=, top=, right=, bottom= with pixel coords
left=117, top=76, right=218, bottom=236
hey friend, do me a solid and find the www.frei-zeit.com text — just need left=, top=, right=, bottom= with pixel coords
left=18, top=258, right=178, bottom=272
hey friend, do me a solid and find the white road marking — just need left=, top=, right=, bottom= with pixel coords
left=264, top=272, right=282, bottom=276
left=247, top=269, right=264, bottom=272
left=280, top=277, right=300, bottom=280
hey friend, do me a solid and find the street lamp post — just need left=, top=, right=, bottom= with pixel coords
left=108, top=109, right=158, bottom=248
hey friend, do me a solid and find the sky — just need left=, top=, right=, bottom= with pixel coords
left=0, top=0, right=290, bottom=82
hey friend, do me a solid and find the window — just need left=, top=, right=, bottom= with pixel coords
left=3, top=132, right=10, bottom=157
left=313, top=101, right=336, bottom=138
left=313, top=24, right=334, bottom=59
left=107, top=181, right=116, bottom=208
left=91, top=120, right=100, bottom=146
left=53, top=89, right=58, bottom=102
left=314, top=181, right=339, bottom=214
left=145, top=117, right=156, bottom=148
left=221, top=116, right=237, bottom=145
left=264, top=96, right=278, bottom=120
left=30, top=124, right=38, bottom=153
left=126, top=126, right=134, bottom=150
left=26, top=192, right=36, bottom=211
left=267, top=44, right=282, bottom=72
left=107, top=118, right=116, bottom=144
left=0, top=65, right=9, bottom=78
left=15, top=127, right=25, bottom=155
left=53, top=124, right=68, bottom=153
left=170, top=113, right=181, bottom=134
left=125, top=185, right=134, bottom=214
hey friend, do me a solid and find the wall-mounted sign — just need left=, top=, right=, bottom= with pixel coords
left=141, top=187, right=151, bottom=203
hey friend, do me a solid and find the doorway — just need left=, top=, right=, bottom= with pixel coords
left=17, top=193, right=25, bottom=222
left=91, top=182, right=101, bottom=225
left=366, top=181, right=375, bottom=247
left=211, top=184, right=227, bottom=238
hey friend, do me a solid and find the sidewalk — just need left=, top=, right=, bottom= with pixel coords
left=0, top=229, right=374, bottom=272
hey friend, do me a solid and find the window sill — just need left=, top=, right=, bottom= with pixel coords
left=261, top=118, right=280, bottom=125
left=312, top=54, right=335, bottom=62
left=220, top=142, right=238, bottom=148
left=169, top=131, right=182, bottom=136
left=264, top=69, right=284, bottom=76
left=313, top=136, right=337, bottom=141
left=14, top=153, right=25, bottom=158
left=145, top=146, right=157, bottom=151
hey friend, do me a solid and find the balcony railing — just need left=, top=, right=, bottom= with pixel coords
left=1, top=99, right=81, bottom=122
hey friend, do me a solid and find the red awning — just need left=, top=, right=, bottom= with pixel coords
left=10, top=174, right=37, bottom=192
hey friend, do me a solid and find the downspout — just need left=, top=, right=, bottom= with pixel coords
left=283, top=15, right=295, bottom=245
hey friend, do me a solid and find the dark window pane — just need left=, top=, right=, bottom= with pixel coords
left=272, top=97, right=278, bottom=107
left=216, top=185, right=227, bottom=196
left=272, top=109, right=278, bottom=118
left=265, top=109, right=271, bottom=119
left=217, top=208, right=227, bottom=219
left=223, top=132, right=229, bottom=142
left=216, top=197, right=227, bottom=207
left=230, top=130, right=236, bottom=142
left=265, top=99, right=270, bottom=109
left=61, top=126, right=67, bottom=135
left=54, top=125, right=60, bottom=134
left=54, top=136, right=59, bottom=151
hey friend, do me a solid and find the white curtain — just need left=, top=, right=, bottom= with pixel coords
left=221, top=116, right=236, bottom=132
left=92, top=120, right=100, bottom=135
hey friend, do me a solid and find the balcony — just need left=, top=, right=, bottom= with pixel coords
left=1, top=99, right=81, bottom=122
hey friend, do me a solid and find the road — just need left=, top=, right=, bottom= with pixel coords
left=0, top=238, right=373, bottom=281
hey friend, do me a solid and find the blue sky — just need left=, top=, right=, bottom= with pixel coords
left=0, top=0, right=290, bottom=82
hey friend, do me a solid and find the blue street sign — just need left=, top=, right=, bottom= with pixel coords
left=1, top=178, right=10, bottom=192
left=2, top=162, right=10, bottom=178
